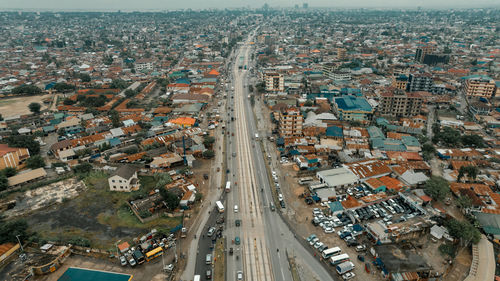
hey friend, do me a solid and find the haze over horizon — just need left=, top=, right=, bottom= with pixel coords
left=0, top=0, right=499, bottom=11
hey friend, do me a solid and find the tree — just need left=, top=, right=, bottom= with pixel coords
left=2, top=135, right=40, bottom=155
left=160, top=188, right=180, bottom=211
left=28, top=102, right=41, bottom=114
left=445, top=218, right=480, bottom=245
left=456, top=195, right=473, bottom=210
left=103, top=54, right=113, bottom=65
left=11, top=84, right=42, bottom=95
left=422, top=143, right=436, bottom=161
left=0, top=218, right=29, bottom=244
left=109, top=110, right=121, bottom=128
left=54, top=83, right=76, bottom=93
left=202, top=150, right=215, bottom=159
left=124, top=89, right=137, bottom=98
left=424, top=176, right=450, bottom=201
left=73, top=162, right=93, bottom=174
left=110, top=79, right=129, bottom=89
left=0, top=174, right=8, bottom=192
left=461, top=134, right=485, bottom=148
left=304, top=100, right=313, bottom=107
left=458, top=165, right=479, bottom=182
left=0, top=114, right=3, bottom=121
left=26, top=155, right=45, bottom=169
left=79, top=73, right=91, bottom=83
left=203, top=136, right=215, bottom=147
left=1, top=167, right=17, bottom=177
left=154, top=173, right=173, bottom=190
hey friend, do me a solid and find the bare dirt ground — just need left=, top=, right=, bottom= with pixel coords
left=0, top=94, right=52, bottom=117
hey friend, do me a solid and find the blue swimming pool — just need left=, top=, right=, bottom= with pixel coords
left=58, top=267, right=132, bottom=281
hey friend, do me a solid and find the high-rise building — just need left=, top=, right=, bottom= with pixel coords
left=379, top=90, right=423, bottom=118
left=415, top=44, right=437, bottom=62
left=463, top=76, right=496, bottom=99
left=264, top=72, right=284, bottom=92
left=279, top=108, right=303, bottom=137
left=407, top=73, right=433, bottom=92
left=303, top=3, right=309, bottom=9
left=337, top=48, right=347, bottom=60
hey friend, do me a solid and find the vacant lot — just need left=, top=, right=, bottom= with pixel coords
left=26, top=172, right=181, bottom=250
left=0, top=94, right=52, bottom=117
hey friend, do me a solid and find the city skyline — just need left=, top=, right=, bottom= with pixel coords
left=0, top=0, right=499, bottom=11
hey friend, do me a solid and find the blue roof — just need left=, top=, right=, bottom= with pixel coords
left=109, top=138, right=121, bottom=147
left=328, top=201, right=344, bottom=213
left=367, top=126, right=385, bottom=139
left=401, top=135, right=420, bottom=147
left=175, top=78, right=190, bottom=84
left=334, top=96, right=372, bottom=112
left=326, top=126, right=343, bottom=137
left=376, top=117, right=390, bottom=126
left=45, top=82, right=56, bottom=90
left=371, top=138, right=406, bottom=151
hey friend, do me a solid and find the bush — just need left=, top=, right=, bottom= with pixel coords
left=68, top=236, right=91, bottom=247
left=26, top=155, right=45, bottom=169
left=139, top=210, right=152, bottom=218
left=438, top=243, right=457, bottom=258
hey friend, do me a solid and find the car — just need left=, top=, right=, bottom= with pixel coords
left=318, top=245, right=328, bottom=252
left=128, top=256, right=136, bottom=266
left=234, top=205, right=239, bottom=213
left=324, top=227, right=334, bottom=234
left=314, top=242, right=324, bottom=249
left=342, top=272, right=356, bottom=280
left=278, top=194, right=283, bottom=201
left=280, top=200, right=285, bottom=208
left=306, top=234, right=317, bottom=242
left=235, top=236, right=240, bottom=245
left=237, top=271, right=243, bottom=280
left=206, top=269, right=212, bottom=279
left=232, top=152, right=236, bottom=157
left=120, top=256, right=127, bottom=266
left=270, top=203, right=276, bottom=211
left=309, top=237, right=319, bottom=245
left=356, top=245, right=366, bottom=252
left=203, top=174, right=209, bottom=180
left=207, top=227, right=216, bottom=237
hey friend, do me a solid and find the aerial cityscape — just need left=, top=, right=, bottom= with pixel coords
left=0, top=3, right=498, bottom=281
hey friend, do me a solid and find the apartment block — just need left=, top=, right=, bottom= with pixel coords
left=379, top=90, right=423, bottom=117
left=279, top=108, right=303, bottom=137
left=264, top=72, right=284, bottom=92
left=391, top=75, right=409, bottom=90
left=464, top=76, right=496, bottom=99
left=415, top=44, right=437, bottom=62
left=134, top=58, right=154, bottom=71
left=407, top=73, right=433, bottom=92
left=337, top=48, right=347, bottom=60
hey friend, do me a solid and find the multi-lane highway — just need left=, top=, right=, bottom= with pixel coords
left=191, top=31, right=335, bottom=281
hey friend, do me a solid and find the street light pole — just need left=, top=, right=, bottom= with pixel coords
left=15, top=235, right=23, bottom=252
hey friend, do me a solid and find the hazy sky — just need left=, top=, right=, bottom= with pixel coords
left=0, top=0, right=498, bottom=11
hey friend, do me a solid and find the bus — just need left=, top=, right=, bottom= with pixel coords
left=298, top=177, right=314, bottom=185
left=322, top=247, right=342, bottom=259
left=216, top=201, right=225, bottom=213
left=330, top=253, right=350, bottom=265
left=225, top=181, right=231, bottom=193
left=145, top=247, right=163, bottom=262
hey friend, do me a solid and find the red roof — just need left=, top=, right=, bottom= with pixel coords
left=420, top=195, right=432, bottom=202
left=207, top=69, right=220, bottom=76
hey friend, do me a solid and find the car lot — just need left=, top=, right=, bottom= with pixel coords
left=304, top=193, right=426, bottom=280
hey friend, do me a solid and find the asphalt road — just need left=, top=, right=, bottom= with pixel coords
left=193, top=30, right=336, bottom=281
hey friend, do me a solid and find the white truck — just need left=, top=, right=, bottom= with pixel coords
left=336, top=261, right=355, bottom=275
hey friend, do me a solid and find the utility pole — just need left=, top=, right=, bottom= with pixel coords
left=16, top=235, right=24, bottom=252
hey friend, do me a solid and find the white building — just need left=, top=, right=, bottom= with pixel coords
left=108, top=165, right=139, bottom=192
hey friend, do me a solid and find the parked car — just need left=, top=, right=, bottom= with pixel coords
left=306, top=234, right=317, bottom=242
left=207, top=227, right=216, bottom=237
left=342, top=272, right=356, bottom=280
left=237, top=271, right=243, bottom=280
left=120, top=256, right=127, bottom=266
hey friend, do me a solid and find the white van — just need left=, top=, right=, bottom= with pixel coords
left=234, top=205, right=239, bottom=213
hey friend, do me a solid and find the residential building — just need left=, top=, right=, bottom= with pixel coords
left=379, top=90, right=423, bottom=117
left=0, top=144, right=30, bottom=170
left=278, top=108, right=303, bottom=137
left=337, top=48, right=347, bottom=60
left=463, top=76, right=496, bottom=99
left=333, top=96, right=374, bottom=121
left=108, top=165, right=139, bottom=192
left=407, top=73, right=433, bottom=92
left=264, top=72, right=284, bottom=92
left=134, top=58, right=154, bottom=72
left=391, top=75, right=409, bottom=90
